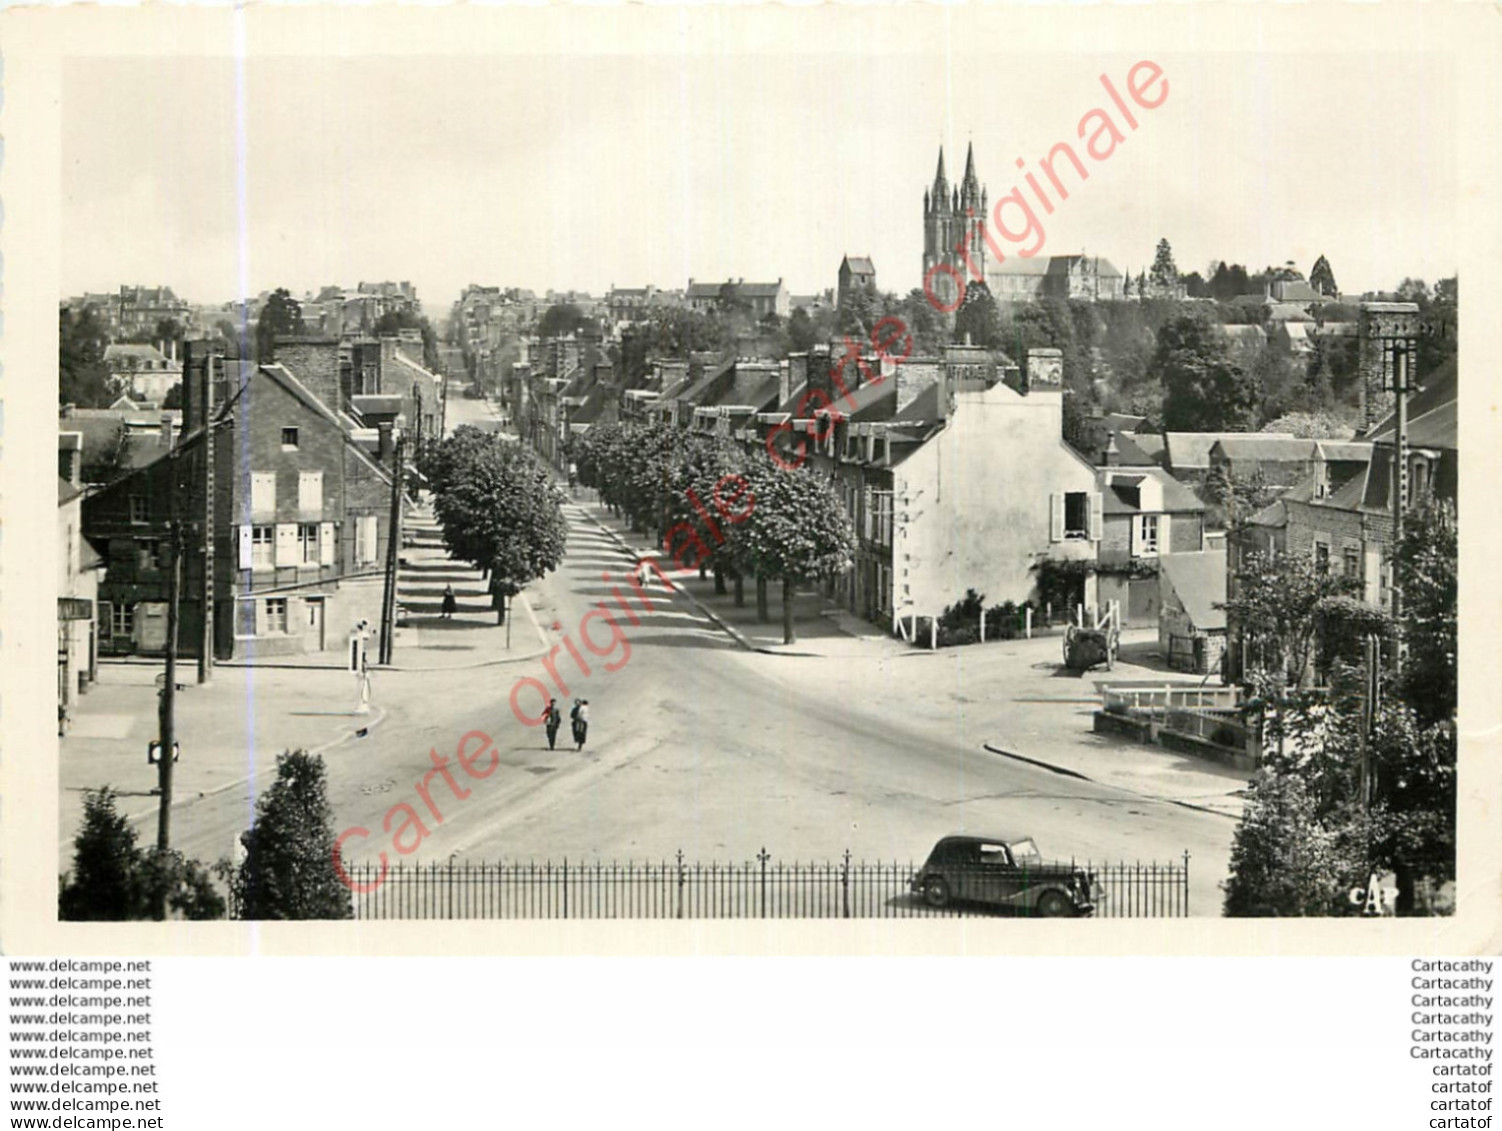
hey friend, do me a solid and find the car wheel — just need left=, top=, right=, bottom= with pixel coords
left=1036, top=891, right=1074, bottom=918
left=923, top=877, right=951, bottom=909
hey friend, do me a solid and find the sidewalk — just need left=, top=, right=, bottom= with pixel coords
left=568, top=491, right=904, bottom=659
left=58, top=662, right=389, bottom=851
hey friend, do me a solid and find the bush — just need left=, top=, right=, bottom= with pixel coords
left=939, top=589, right=986, bottom=633
left=229, top=750, right=353, bottom=920
left=59, top=788, right=226, bottom=921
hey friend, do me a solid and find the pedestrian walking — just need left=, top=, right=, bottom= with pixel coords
left=544, top=699, right=562, bottom=751
left=571, top=698, right=590, bottom=752
left=441, top=584, right=458, bottom=620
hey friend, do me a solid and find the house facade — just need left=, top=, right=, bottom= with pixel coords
left=83, top=347, right=402, bottom=661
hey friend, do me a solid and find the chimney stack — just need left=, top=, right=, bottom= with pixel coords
left=160, top=414, right=175, bottom=449
left=377, top=421, right=395, bottom=464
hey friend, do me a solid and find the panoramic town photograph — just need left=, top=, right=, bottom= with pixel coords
left=52, top=45, right=1458, bottom=923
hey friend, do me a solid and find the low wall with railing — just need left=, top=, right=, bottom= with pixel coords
left=1095, top=684, right=1260, bottom=770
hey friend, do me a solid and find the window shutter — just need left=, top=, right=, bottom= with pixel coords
left=360, top=515, right=378, bottom=565
left=1364, top=548, right=1381, bottom=604
left=250, top=472, right=276, bottom=517
left=1130, top=515, right=1140, bottom=557
left=862, top=487, right=873, bottom=540
left=298, top=471, right=323, bottom=518
left=319, top=522, right=335, bottom=566
left=274, top=523, right=298, bottom=567
left=237, top=525, right=252, bottom=570
left=1049, top=493, right=1065, bottom=542
left=99, top=601, right=113, bottom=638
left=1088, top=492, right=1104, bottom=542
left=1158, top=514, right=1171, bottom=553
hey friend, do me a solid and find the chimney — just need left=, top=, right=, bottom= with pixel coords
left=159, top=414, right=175, bottom=449
left=377, top=421, right=395, bottom=465
left=778, top=359, right=791, bottom=409
left=1103, top=432, right=1119, bottom=467
left=895, top=360, right=942, bottom=415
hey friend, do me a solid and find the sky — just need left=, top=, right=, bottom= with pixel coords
left=60, top=49, right=1458, bottom=313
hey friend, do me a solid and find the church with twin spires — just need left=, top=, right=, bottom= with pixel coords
left=922, top=144, right=1124, bottom=306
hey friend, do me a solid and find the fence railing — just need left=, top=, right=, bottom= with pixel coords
left=343, top=851, right=1190, bottom=920
left=1101, top=684, right=1242, bottom=712
left=1162, top=707, right=1256, bottom=753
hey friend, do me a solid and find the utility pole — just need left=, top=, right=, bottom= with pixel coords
left=197, top=346, right=217, bottom=684
left=378, top=433, right=405, bottom=665
left=156, top=521, right=182, bottom=855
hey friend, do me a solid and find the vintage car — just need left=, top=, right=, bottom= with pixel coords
left=910, top=834, right=1100, bottom=916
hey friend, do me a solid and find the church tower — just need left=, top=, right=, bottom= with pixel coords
left=922, top=144, right=988, bottom=312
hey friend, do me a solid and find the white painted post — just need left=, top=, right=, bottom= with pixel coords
left=979, top=610, right=987, bottom=643
left=1046, top=601, right=1052, bottom=626
left=930, top=619, right=937, bottom=650
left=1025, top=606, right=1033, bottom=639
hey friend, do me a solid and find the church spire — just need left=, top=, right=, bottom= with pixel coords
left=932, top=146, right=950, bottom=210
left=959, top=141, right=982, bottom=212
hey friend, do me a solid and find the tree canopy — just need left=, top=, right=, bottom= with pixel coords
left=1154, top=310, right=1258, bottom=432
left=231, top=750, right=351, bottom=920
left=255, top=288, right=305, bottom=362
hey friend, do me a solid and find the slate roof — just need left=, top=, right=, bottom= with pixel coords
left=1164, top=432, right=1299, bottom=471
left=1210, top=436, right=1317, bottom=463
left=1159, top=551, right=1227, bottom=632
left=842, top=256, right=876, bottom=276
left=1101, top=468, right=1206, bottom=515
left=988, top=258, right=1052, bottom=277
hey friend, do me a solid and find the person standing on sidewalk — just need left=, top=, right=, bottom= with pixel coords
left=441, top=584, right=458, bottom=620
left=544, top=699, right=562, bottom=750
left=571, top=699, right=590, bottom=752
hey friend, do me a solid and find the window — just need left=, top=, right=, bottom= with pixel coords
left=281, top=427, right=299, bottom=450
left=873, top=491, right=894, bottom=549
left=1134, top=514, right=1160, bottom=556
left=298, top=523, right=320, bottom=566
left=298, top=470, right=323, bottom=517
left=1342, top=545, right=1362, bottom=580
left=111, top=603, right=134, bottom=640
left=264, top=598, right=289, bottom=635
left=1064, top=492, right=1090, bottom=539
left=1313, top=540, right=1330, bottom=575
left=251, top=525, right=274, bottom=570
left=137, top=540, right=163, bottom=573
left=250, top=472, right=276, bottom=517
left=129, top=496, right=148, bottom=524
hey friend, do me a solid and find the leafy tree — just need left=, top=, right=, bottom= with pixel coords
left=951, top=282, right=1000, bottom=349
left=1223, top=772, right=1356, bottom=916
left=59, top=788, right=225, bottom=921
left=1199, top=465, right=1278, bottom=533
left=1309, top=255, right=1338, bottom=297
left=1223, top=548, right=1362, bottom=694
left=431, top=432, right=566, bottom=618
left=230, top=751, right=352, bottom=920
left=373, top=309, right=442, bottom=372
left=1182, top=271, right=1208, bottom=299
left=538, top=303, right=589, bottom=340
left=1261, top=411, right=1355, bottom=440
left=254, top=288, right=305, bottom=362
left=1149, top=238, right=1178, bottom=291
left=1394, top=497, right=1456, bottom=726
left=80, top=422, right=136, bottom=487
left=787, top=307, right=818, bottom=353
left=728, top=461, right=855, bottom=644
left=162, top=383, right=185, bottom=411
left=1154, top=310, right=1258, bottom=431
left=887, top=289, right=949, bottom=358
left=59, top=306, right=113, bottom=407
left=836, top=283, right=882, bottom=339
left=1208, top=262, right=1252, bottom=301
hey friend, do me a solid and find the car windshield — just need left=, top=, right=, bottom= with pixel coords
left=1008, top=838, right=1043, bottom=865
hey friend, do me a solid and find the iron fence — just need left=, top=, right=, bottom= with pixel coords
left=343, top=851, right=1191, bottom=920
